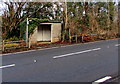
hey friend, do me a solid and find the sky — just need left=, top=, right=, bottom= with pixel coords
left=0, top=2, right=6, bottom=15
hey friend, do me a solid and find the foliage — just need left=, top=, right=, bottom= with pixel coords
left=2, top=2, right=49, bottom=39
left=2, top=1, right=119, bottom=41
left=19, top=18, right=49, bottom=39
left=5, top=36, right=19, bottom=42
left=5, top=43, right=19, bottom=48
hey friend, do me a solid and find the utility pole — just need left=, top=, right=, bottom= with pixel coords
left=26, top=18, right=29, bottom=46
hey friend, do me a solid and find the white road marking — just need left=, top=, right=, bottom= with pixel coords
left=1, top=38, right=119, bottom=56
left=0, top=64, right=15, bottom=69
left=115, top=44, right=120, bottom=47
left=93, top=76, right=112, bottom=84
left=53, top=48, right=101, bottom=59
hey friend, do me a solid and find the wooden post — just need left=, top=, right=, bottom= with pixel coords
left=91, top=34, right=94, bottom=41
left=28, top=38, right=31, bottom=48
left=82, top=34, right=84, bottom=42
left=75, top=35, right=77, bottom=43
left=62, top=30, right=65, bottom=42
left=2, top=40, right=4, bottom=51
left=69, top=29, right=71, bottom=43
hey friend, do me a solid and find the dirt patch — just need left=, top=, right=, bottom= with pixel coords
left=2, top=37, right=119, bottom=54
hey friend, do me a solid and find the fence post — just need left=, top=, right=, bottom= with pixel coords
left=82, top=34, right=84, bottom=42
left=69, top=29, right=71, bottom=43
left=2, top=40, right=4, bottom=51
left=28, top=38, right=31, bottom=48
left=75, top=35, right=77, bottom=43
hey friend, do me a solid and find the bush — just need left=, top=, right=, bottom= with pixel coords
left=5, top=43, right=19, bottom=48
left=6, top=36, right=19, bottom=41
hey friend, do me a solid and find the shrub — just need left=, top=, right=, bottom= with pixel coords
left=6, top=36, right=19, bottom=41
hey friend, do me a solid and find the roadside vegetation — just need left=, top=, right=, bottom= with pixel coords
left=1, top=1, right=120, bottom=53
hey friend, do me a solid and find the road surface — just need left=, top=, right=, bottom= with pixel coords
left=1, top=39, right=119, bottom=83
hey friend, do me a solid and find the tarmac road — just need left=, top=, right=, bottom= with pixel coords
left=1, top=39, right=119, bottom=83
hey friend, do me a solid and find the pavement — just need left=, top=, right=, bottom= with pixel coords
left=1, top=39, right=119, bottom=83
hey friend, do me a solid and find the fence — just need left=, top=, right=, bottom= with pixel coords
left=69, top=34, right=98, bottom=43
left=1, top=39, right=31, bottom=51
left=0, top=34, right=103, bottom=52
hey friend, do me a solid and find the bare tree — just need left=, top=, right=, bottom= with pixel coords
left=2, top=2, right=43, bottom=39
